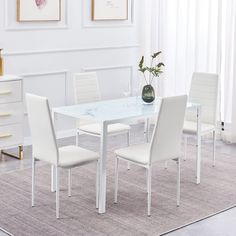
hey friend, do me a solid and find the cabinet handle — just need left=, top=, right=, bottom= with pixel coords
left=0, top=112, right=11, bottom=117
left=0, top=133, right=12, bottom=139
left=0, top=90, right=12, bottom=95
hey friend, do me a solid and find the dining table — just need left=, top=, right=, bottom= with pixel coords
left=51, top=96, right=201, bottom=214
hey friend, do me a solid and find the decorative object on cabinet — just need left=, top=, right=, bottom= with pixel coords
left=0, top=75, right=24, bottom=160
left=92, top=0, right=128, bottom=21
left=0, top=49, right=3, bottom=76
left=17, top=0, right=61, bottom=22
left=139, top=51, right=165, bottom=104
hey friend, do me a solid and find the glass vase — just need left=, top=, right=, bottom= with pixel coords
left=142, top=84, right=155, bottom=104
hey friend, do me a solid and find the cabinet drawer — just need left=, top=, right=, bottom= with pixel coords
left=0, top=81, right=22, bottom=104
left=0, top=103, right=23, bottom=126
left=0, top=124, right=23, bottom=148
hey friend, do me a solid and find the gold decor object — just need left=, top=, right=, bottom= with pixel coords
left=1, top=145, right=23, bottom=160
left=0, top=49, right=3, bottom=76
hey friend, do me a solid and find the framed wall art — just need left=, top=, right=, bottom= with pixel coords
left=17, top=0, right=61, bottom=22
left=92, top=0, right=128, bottom=21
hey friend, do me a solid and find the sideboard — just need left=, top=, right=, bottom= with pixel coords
left=0, top=75, right=23, bottom=160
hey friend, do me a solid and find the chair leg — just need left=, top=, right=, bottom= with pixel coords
left=145, top=118, right=150, bottom=143
left=127, top=162, right=130, bottom=170
left=114, top=157, right=119, bottom=203
left=32, top=158, right=35, bottom=207
left=146, top=168, right=148, bottom=193
left=68, top=169, right=71, bottom=197
left=177, top=158, right=180, bottom=207
left=147, top=167, right=152, bottom=216
left=76, top=130, right=79, bottom=146
left=164, top=161, right=168, bottom=169
left=55, top=166, right=60, bottom=219
left=213, top=130, right=216, bottom=167
left=127, top=131, right=131, bottom=170
left=184, top=135, right=187, bottom=161
left=96, top=161, right=99, bottom=209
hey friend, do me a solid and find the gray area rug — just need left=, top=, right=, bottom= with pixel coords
left=0, top=125, right=236, bottom=236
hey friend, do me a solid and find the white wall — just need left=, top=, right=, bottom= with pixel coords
left=0, top=0, right=143, bottom=142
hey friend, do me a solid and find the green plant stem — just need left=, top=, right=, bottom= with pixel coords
left=143, top=72, right=148, bottom=84
left=149, top=58, right=154, bottom=84
left=150, top=74, right=156, bottom=85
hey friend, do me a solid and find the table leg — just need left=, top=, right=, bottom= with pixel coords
left=51, top=165, right=56, bottom=192
left=196, top=107, right=201, bottom=184
left=51, top=111, right=56, bottom=192
left=98, top=121, right=108, bottom=214
left=145, top=118, right=150, bottom=143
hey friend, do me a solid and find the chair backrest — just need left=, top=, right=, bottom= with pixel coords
left=186, top=72, right=219, bottom=125
left=73, top=72, right=101, bottom=104
left=26, top=93, right=58, bottom=165
left=150, top=95, right=187, bottom=163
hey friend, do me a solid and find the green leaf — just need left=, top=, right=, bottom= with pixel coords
left=151, top=51, right=162, bottom=59
left=157, top=62, right=165, bottom=67
left=139, top=67, right=147, bottom=73
left=139, top=56, right=144, bottom=70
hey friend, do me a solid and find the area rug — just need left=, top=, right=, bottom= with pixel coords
left=0, top=127, right=236, bottom=236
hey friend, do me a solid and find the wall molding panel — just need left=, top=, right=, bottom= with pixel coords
left=83, top=65, right=134, bottom=96
left=21, top=70, right=69, bottom=107
left=3, top=44, right=140, bottom=57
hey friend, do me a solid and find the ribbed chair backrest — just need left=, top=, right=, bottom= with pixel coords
left=186, top=72, right=219, bottom=125
left=26, top=94, right=58, bottom=165
left=73, top=72, right=101, bottom=104
left=150, top=95, right=187, bottom=163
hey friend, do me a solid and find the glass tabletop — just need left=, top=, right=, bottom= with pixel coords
left=52, top=96, right=199, bottom=122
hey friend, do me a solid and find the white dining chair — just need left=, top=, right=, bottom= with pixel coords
left=26, top=93, right=99, bottom=219
left=114, top=95, right=187, bottom=216
left=74, top=72, right=131, bottom=168
left=183, top=72, right=219, bottom=166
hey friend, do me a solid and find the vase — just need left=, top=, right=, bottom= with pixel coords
left=0, top=49, right=3, bottom=76
left=142, top=84, right=155, bottom=104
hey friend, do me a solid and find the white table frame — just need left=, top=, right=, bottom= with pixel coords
left=51, top=97, right=201, bottom=214
left=196, top=106, right=201, bottom=184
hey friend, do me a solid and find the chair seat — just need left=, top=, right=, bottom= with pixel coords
left=79, top=123, right=130, bottom=136
left=183, top=121, right=215, bottom=135
left=59, top=145, right=99, bottom=168
left=115, top=144, right=151, bottom=165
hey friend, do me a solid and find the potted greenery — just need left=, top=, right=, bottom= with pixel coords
left=138, top=51, right=165, bottom=103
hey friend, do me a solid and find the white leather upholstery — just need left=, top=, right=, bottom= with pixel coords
left=26, top=93, right=99, bottom=167
left=150, top=95, right=187, bottom=163
left=185, top=72, right=219, bottom=125
left=73, top=72, right=101, bottom=105
left=115, top=95, right=187, bottom=165
left=183, top=72, right=219, bottom=166
left=59, top=146, right=99, bottom=168
left=115, top=144, right=150, bottom=165
left=184, top=121, right=215, bottom=135
left=26, top=94, right=58, bottom=165
left=80, top=123, right=130, bottom=135
left=74, top=72, right=101, bottom=127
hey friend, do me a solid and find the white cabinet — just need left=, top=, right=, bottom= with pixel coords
left=0, top=75, right=23, bottom=159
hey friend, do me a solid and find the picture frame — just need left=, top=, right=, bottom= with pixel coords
left=92, top=0, right=128, bottom=21
left=17, top=0, right=61, bottom=22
